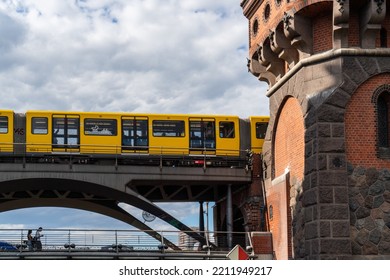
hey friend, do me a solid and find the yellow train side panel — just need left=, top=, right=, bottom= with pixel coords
left=250, top=116, right=270, bottom=154
left=148, top=115, right=189, bottom=155
left=26, top=111, right=54, bottom=153
left=0, top=110, right=14, bottom=153
left=215, top=116, right=240, bottom=157
left=79, top=112, right=121, bottom=154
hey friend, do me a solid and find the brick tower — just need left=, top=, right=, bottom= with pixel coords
left=241, top=0, right=390, bottom=259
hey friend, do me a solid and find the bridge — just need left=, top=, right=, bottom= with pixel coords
left=0, top=155, right=254, bottom=251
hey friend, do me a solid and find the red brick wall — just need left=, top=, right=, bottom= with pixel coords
left=251, top=232, right=273, bottom=256
left=376, top=14, right=390, bottom=48
left=313, top=12, right=333, bottom=53
left=248, top=0, right=332, bottom=56
left=348, top=11, right=360, bottom=47
left=267, top=175, right=290, bottom=259
left=345, top=73, right=390, bottom=168
left=274, top=97, right=305, bottom=181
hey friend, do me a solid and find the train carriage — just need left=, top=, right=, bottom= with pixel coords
left=4, top=109, right=269, bottom=167
left=26, top=111, right=79, bottom=154
left=249, top=116, right=269, bottom=154
left=0, top=110, right=14, bottom=154
left=80, top=112, right=121, bottom=155
left=148, top=114, right=189, bottom=156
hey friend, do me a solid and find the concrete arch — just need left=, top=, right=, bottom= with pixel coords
left=0, top=176, right=206, bottom=247
left=0, top=197, right=179, bottom=249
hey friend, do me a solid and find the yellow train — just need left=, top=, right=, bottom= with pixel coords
left=0, top=110, right=269, bottom=167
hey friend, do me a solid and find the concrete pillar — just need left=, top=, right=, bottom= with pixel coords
left=199, top=201, right=205, bottom=241
left=227, top=184, right=233, bottom=249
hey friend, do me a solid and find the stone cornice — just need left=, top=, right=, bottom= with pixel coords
left=266, top=48, right=390, bottom=97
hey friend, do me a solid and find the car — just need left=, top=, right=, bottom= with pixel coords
left=0, top=241, right=18, bottom=251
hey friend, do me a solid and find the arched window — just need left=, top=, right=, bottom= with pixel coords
left=373, top=85, right=390, bottom=157
left=378, top=93, right=390, bottom=147
left=380, top=27, right=387, bottom=48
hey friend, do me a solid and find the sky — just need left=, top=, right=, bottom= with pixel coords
left=0, top=0, right=269, bottom=233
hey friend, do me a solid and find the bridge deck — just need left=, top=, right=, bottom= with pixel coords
left=0, top=250, right=238, bottom=260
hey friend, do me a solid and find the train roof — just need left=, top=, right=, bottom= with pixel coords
left=248, top=116, right=270, bottom=121
left=24, top=110, right=241, bottom=118
left=1, top=109, right=269, bottom=120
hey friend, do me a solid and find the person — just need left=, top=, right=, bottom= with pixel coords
left=34, top=227, right=44, bottom=251
left=27, top=230, right=33, bottom=251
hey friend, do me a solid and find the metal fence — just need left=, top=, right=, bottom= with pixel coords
left=0, top=228, right=255, bottom=256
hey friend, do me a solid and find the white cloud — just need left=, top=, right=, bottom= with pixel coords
left=0, top=0, right=269, bottom=230
left=0, top=0, right=268, bottom=117
left=0, top=223, right=25, bottom=229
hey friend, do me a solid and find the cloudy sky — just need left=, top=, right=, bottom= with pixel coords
left=0, top=0, right=269, bottom=233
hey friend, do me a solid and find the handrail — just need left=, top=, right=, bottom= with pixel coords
left=0, top=228, right=260, bottom=257
left=0, top=142, right=251, bottom=169
left=1, top=141, right=248, bottom=155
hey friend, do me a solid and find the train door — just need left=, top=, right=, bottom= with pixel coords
left=189, top=118, right=216, bottom=154
left=0, top=112, right=13, bottom=153
left=249, top=116, right=269, bottom=154
left=121, top=117, right=148, bottom=153
left=52, top=115, right=80, bottom=152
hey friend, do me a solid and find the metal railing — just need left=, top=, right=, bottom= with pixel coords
left=0, top=142, right=251, bottom=170
left=0, top=228, right=257, bottom=259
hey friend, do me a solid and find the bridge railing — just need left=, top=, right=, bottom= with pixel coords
left=1, top=142, right=246, bottom=155
left=0, top=142, right=251, bottom=169
left=0, top=228, right=255, bottom=254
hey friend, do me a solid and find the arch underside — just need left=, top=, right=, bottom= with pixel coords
left=0, top=178, right=211, bottom=249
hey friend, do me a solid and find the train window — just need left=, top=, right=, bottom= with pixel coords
left=52, top=116, right=80, bottom=148
left=0, top=116, right=8, bottom=134
left=32, top=117, right=48, bottom=134
left=189, top=120, right=216, bottom=149
left=256, top=122, right=268, bottom=139
left=84, top=119, right=117, bottom=136
left=122, top=119, right=148, bottom=148
left=152, top=120, right=185, bottom=137
left=219, top=122, right=235, bottom=138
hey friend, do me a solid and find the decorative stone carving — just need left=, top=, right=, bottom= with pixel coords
left=259, top=39, right=285, bottom=80
left=269, top=30, right=275, bottom=47
left=336, top=0, right=346, bottom=13
left=283, top=13, right=312, bottom=54
left=282, top=12, right=293, bottom=30
left=360, top=0, right=386, bottom=48
left=269, top=26, right=299, bottom=69
left=247, top=56, right=276, bottom=87
left=333, top=0, right=349, bottom=48
left=375, top=0, right=385, bottom=14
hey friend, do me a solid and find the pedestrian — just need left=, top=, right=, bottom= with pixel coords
left=27, top=230, right=33, bottom=251
left=34, top=227, right=44, bottom=251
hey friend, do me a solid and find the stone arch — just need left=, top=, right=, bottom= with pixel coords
left=0, top=177, right=207, bottom=249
